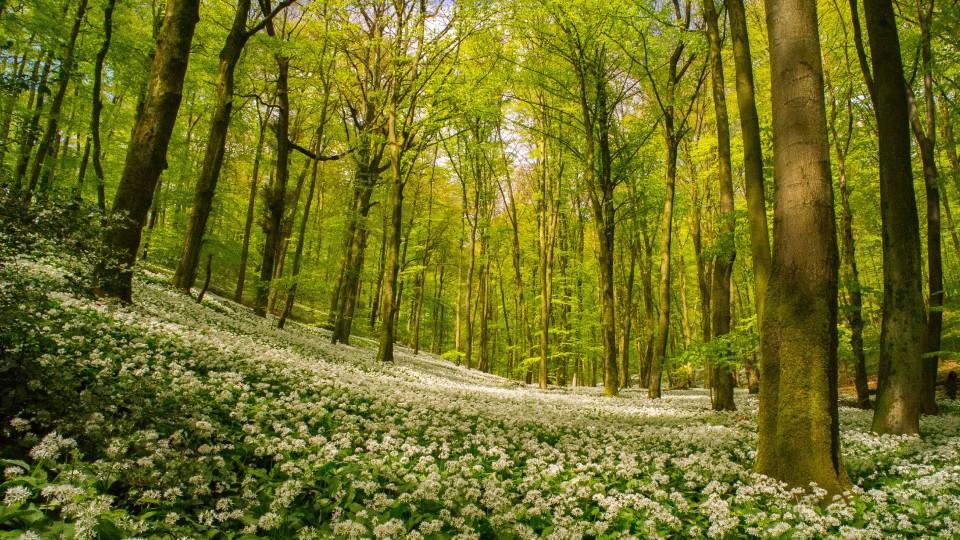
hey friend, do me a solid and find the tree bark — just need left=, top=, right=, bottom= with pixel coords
left=173, top=0, right=254, bottom=292
left=704, top=0, right=737, bottom=412
left=90, top=0, right=116, bottom=213
left=235, top=117, right=268, bottom=303
left=906, top=0, right=942, bottom=417
left=95, top=0, right=201, bottom=301
left=724, top=0, right=772, bottom=327
left=757, top=0, right=848, bottom=495
left=852, top=0, right=929, bottom=432
left=14, top=52, right=53, bottom=192
left=255, top=51, right=290, bottom=317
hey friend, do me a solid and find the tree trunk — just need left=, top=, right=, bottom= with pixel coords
left=255, top=53, right=290, bottom=317
left=14, top=52, right=53, bottom=192
left=24, top=0, right=88, bottom=203
left=235, top=118, right=267, bottom=303
left=650, top=141, right=678, bottom=398
left=91, top=0, right=116, bottom=213
left=279, top=150, right=322, bottom=329
left=95, top=0, right=201, bottom=302
left=173, top=0, right=252, bottom=292
left=904, top=0, right=942, bottom=417
left=618, top=242, right=637, bottom=388
left=827, top=77, right=871, bottom=410
left=704, top=0, right=737, bottom=412
left=757, top=0, right=848, bottom=495
left=370, top=212, right=388, bottom=329
left=376, top=108, right=405, bottom=363
left=196, top=253, right=213, bottom=304
left=725, top=0, right=772, bottom=327
left=853, top=0, right=929, bottom=431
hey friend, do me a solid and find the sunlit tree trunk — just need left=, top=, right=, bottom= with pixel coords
left=725, top=0, right=772, bottom=327
left=756, top=0, right=848, bottom=495
left=173, top=0, right=254, bottom=292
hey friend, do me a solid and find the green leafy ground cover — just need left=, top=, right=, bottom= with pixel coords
left=2, top=226, right=960, bottom=539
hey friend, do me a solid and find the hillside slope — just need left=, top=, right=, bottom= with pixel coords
left=3, top=255, right=960, bottom=539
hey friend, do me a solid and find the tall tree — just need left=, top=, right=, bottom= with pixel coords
left=723, top=0, right=771, bottom=331
left=90, top=0, right=117, bottom=212
left=757, top=0, right=848, bottom=494
left=850, top=0, right=928, bottom=432
left=703, top=0, right=736, bottom=412
left=95, top=0, right=201, bottom=301
left=377, top=0, right=460, bottom=363
left=905, top=0, right=943, bottom=416
left=23, top=0, right=89, bottom=202
left=171, top=0, right=295, bottom=293
left=630, top=0, right=705, bottom=399
left=254, top=0, right=293, bottom=318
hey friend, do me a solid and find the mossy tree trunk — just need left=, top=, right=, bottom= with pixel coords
left=757, top=0, right=848, bottom=495
left=95, top=0, right=200, bottom=301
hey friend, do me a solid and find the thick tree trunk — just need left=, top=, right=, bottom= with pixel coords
left=331, top=177, right=376, bottom=343
left=704, top=0, right=737, bottom=412
left=95, top=0, right=201, bottom=301
left=757, top=0, right=848, bottom=495
left=853, top=0, right=929, bottom=432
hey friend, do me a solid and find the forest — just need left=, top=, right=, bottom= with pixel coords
left=2, top=0, right=960, bottom=536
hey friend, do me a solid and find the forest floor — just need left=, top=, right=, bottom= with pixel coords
left=3, top=251, right=960, bottom=539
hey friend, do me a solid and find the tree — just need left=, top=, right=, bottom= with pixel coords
left=703, top=0, right=736, bottom=412
left=629, top=0, right=705, bottom=399
left=724, top=0, right=771, bottom=397
left=253, top=0, right=294, bottom=318
left=23, top=0, right=88, bottom=203
left=95, top=0, right=201, bottom=302
left=90, top=0, right=117, bottom=213
left=756, top=0, right=848, bottom=494
left=171, top=0, right=295, bottom=294
left=850, top=0, right=928, bottom=432
left=377, top=0, right=461, bottom=363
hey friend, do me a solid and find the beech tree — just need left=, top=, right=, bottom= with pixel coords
left=756, top=0, right=848, bottom=494
left=95, top=0, right=201, bottom=301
